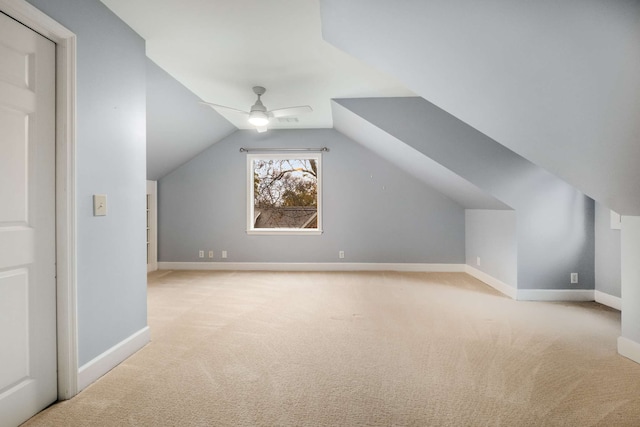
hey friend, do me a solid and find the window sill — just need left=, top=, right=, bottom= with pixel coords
left=246, top=229, right=323, bottom=236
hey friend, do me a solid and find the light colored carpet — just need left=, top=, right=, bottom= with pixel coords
left=23, top=271, right=640, bottom=426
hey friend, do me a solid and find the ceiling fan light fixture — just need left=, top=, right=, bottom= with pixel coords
left=248, top=111, right=269, bottom=127
left=202, top=86, right=311, bottom=131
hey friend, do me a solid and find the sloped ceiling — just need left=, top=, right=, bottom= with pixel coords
left=101, top=0, right=414, bottom=131
left=334, top=97, right=578, bottom=211
left=320, top=0, right=640, bottom=215
left=332, top=100, right=510, bottom=210
left=146, top=59, right=236, bottom=180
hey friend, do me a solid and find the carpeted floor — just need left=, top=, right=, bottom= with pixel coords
left=23, top=271, right=640, bottom=426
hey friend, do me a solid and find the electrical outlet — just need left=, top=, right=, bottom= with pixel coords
left=198, top=250, right=204, bottom=258
left=476, top=256, right=481, bottom=266
left=571, top=273, right=578, bottom=284
left=208, top=250, right=214, bottom=258
left=339, top=250, right=345, bottom=259
left=222, top=250, right=227, bottom=259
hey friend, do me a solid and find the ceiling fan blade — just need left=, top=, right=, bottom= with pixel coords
left=256, top=125, right=268, bottom=133
left=269, top=105, right=313, bottom=118
left=199, top=101, right=248, bottom=115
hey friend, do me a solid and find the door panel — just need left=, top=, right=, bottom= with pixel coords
left=0, top=108, right=28, bottom=222
left=0, top=11, right=57, bottom=427
left=0, top=270, right=29, bottom=388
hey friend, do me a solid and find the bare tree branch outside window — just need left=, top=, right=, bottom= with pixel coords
left=251, top=158, right=318, bottom=229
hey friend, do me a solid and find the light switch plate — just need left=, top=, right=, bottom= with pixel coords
left=93, top=194, right=107, bottom=216
left=610, top=210, right=622, bottom=230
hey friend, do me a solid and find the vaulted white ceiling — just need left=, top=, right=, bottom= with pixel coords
left=100, top=0, right=414, bottom=130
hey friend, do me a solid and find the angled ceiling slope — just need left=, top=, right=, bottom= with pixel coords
left=147, top=59, right=236, bottom=180
left=334, top=97, right=581, bottom=212
left=332, top=100, right=510, bottom=210
left=101, top=0, right=414, bottom=132
left=320, top=0, right=640, bottom=215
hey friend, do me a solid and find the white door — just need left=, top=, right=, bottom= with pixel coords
left=0, top=11, right=57, bottom=427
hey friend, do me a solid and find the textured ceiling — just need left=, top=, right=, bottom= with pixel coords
left=100, top=0, right=414, bottom=131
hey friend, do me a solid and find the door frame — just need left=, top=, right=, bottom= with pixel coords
left=0, top=0, right=78, bottom=400
left=146, top=181, right=158, bottom=273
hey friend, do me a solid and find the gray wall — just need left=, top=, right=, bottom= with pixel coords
left=336, top=97, right=595, bottom=291
left=465, top=210, right=517, bottom=288
left=320, top=0, right=640, bottom=215
left=595, top=203, right=621, bottom=297
left=158, top=129, right=465, bottom=264
left=146, top=59, right=236, bottom=180
left=27, top=0, right=148, bottom=366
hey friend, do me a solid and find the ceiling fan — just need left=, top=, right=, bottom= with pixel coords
left=201, top=86, right=312, bottom=133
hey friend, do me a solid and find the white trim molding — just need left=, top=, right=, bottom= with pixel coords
left=621, top=216, right=640, bottom=367
left=159, top=263, right=618, bottom=308
left=618, top=336, right=640, bottom=365
left=465, top=266, right=623, bottom=307
left=594, top=290, right=622, bottom=311
left=465, top=265, right=517, bottom=299
left=146, top=181, right=158, bottom=273
left=0, top=0, right=78, bottom=401
left=516, top=289, right=594, bottom=302
left=158, top=262, right=466, bottom=273
left=78, top=327, right=150, bottom=392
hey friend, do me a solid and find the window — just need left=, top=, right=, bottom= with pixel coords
left=247, top=153, right=322, bottom=235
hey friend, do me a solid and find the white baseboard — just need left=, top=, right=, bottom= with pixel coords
left=516, top=289, right=594, bottom=302
left=78, top=326, right=150, bottom=392
left=594, top=290, right=622, bottom=311
left=158, top=262, right=466, bottom=273
left=464, top=265, right=517, bottom=299
left=618, top=336, right=640, bottom=364
left=147, top=262, right=158, bottom=273
left=157, top=263, right=617, bottom=307
left=478, top=286, right=620, bottom=307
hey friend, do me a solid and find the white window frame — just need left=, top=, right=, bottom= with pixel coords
left=247, top=153, right=322, bottom=235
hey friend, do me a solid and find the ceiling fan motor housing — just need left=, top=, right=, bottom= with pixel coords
left=250, top=99, right=267, bottom=113
left=251, top=86, right=268, bottom=113
left=249, top=86, right=269, bottom=126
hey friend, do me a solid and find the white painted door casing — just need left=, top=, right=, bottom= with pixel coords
left=146, top=180, right=158, bottom=273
